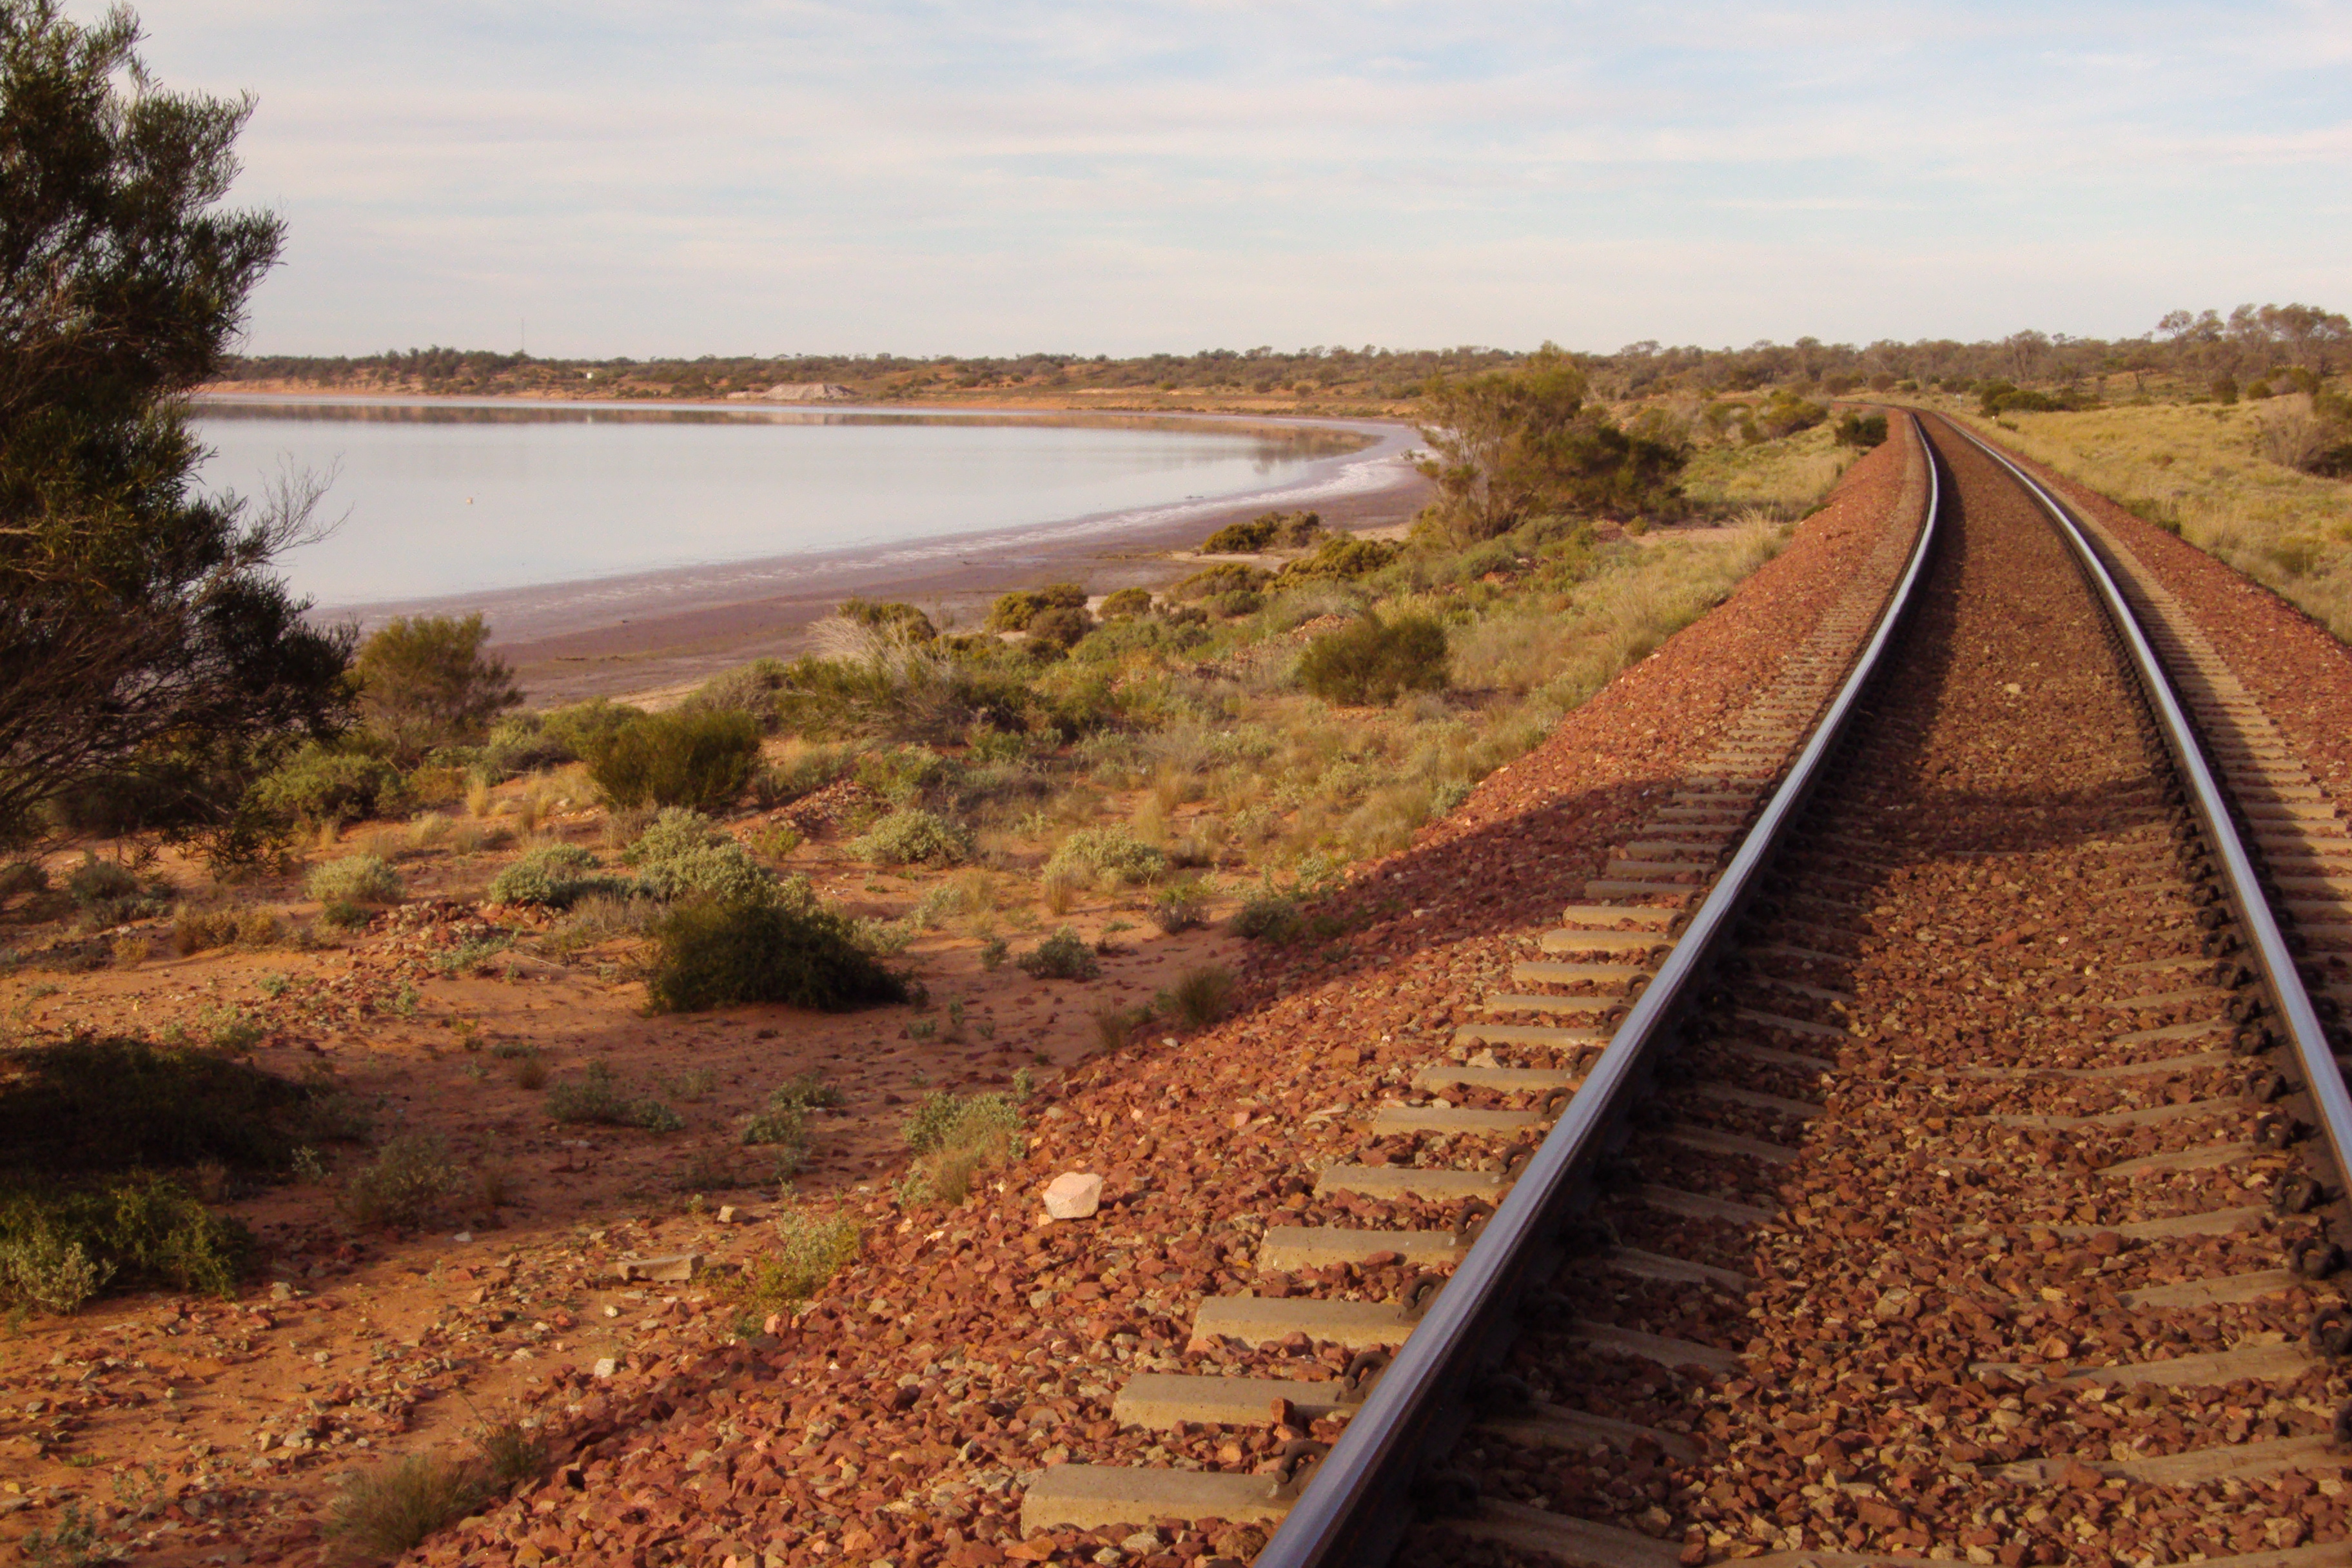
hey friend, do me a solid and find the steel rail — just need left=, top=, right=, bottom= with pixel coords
left=1252, top=415, right=1946, bottom=1567
left=1937, top=416, right=2352, bottom=1219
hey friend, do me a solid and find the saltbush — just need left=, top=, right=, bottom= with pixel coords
left=580, top=708, right=762, bottom=812
left=851, top=808, right=974, bottom=867
left=1200, top=509, right=1324, bottom=553
left=338, top=1135, right=458, bottom=1230
left=627, top=808, right=782, bottom=906
left=64, top=853, right=141, bottom=906
left=485, top=845, right=635, bottom=909
left=1170, top=562, right=1269, bottom=601
left=307, top=854, right=403, bottom=905
left=1834, top=411, right=1888, bottom=449
left=1273, top=536, right=1400, bottom=583
left=1231, top=892, right=1303, bottom=943
left=1045, top=827, right=1166, bottom=887
left=646, top=897, right=908, bottom=1013
left=1297, top=612, right=1451, bottom=705
left=986, top=583, right=1086, bottom=632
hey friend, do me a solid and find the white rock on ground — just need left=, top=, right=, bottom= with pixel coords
left=1043, top=1172, right=1104, bottom=1220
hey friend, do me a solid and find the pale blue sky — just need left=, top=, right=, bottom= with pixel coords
left=118, top=1, right=2352, bottom=358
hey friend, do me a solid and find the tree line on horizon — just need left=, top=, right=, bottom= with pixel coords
left=219, top=303, right=2349, bottom=405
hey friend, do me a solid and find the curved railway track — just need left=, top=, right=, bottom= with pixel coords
left=1023, top=412, right=2352, bottom=1568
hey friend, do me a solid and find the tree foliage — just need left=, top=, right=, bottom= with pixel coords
left=1417, top=346, right=1683, bottom=543
left=0, top=0, right=351, bottom=848
left=354, top=612, right=521, bottom=761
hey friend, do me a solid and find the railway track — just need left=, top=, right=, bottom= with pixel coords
left=1019, top=411, right=2352, bottom=1567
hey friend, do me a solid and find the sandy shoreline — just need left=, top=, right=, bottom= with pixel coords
left=259, top=392, right=1431, bottom=707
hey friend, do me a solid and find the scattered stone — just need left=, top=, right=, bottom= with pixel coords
left=1043, top=1172, right=1104, bottom=1220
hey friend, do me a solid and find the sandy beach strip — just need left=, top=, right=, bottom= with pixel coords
left=329, top=465, right=1433, bottom=709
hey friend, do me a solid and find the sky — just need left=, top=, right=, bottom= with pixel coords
left=110, top=1, right=2352, bottom=359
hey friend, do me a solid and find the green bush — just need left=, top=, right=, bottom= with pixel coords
left=338, top=1135, right=458, bottom=1229
left=1200, top=510, right=1324, bottom=554
left=627, top=808, right=783, bottom=905
left=753, top=745, right=852, bottom=808
left=729, top=1204, right=860, bottom=1325
left=1298, top=612, right=1451, bottom=705
left=1017, top=925, right=1100, bottom=980
left=1097, top=586, right=1153, bottom=619
left=1208, top=589, right=1262, bottom=618
left=646, top=897, right=909, bottom=1013
left=64, top=852, right=140, bottom=906
left=482, top=712, right=574, bottom=775
left=1026, top=605, right=1095, bottom=648
left=1046, top=827, right=1166, bottom=887
left=546, top=1062, right=685, bottom=1131
left=1834, top=411, right=1888, bottom=449
left=1170, top=562, right=1270, bottom=601
left=767, top=1071, right=844, bottom=1110
left=1232, top=892, right=1302, bottom=942
left=851, top=808, right=974, bottom=867
left=248, top=745, right=412, bottom=829
left=579, top=708, right=762, bottom=812
left=0, top=1175, right=248, bottom=1308
left=307, top=854, right=403, bottom=905
left=986, top=583, right=1087, bottom=632
left=855, top=745, right=957, bottom=803
left=838, top=597, right=937, bottom=641
left=485, top=845, right=634, bottom=909
left=1273, top=536, right=1400, bottom=583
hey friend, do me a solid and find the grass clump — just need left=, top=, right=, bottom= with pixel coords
left=546, top=1062, right=684, bottom=1132
left=327, top=1421, right=541, bottom=1558
left=729, top=1204, right=861, bottom=1329
left=1169, top=964, right=1236, bottom=1026
left=307, top=854, right=402, bottom=906
left=580, top=707, right=763, bottom=812
left=899, top=1090, right=1026, bottom=1206
left=767, top=1071, right=845, bottom=1110
left=850, top=807, right=974, bottom=867
left=485, top=844, right=634, bottom=909
left=1297, top=612, right=1451, bottom=705
left=338, top=1135, right=458, bottom=1230
left=1017, top=925, right=1100, bottom=981
left=1045, top=827, right=1166, bottom=887
left=1150, top=879, right=1211, bottom=933
left=646, top=896, right=909, bottom=1013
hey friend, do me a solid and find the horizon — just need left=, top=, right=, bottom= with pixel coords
left=109, top=1, right=2352, bottom=362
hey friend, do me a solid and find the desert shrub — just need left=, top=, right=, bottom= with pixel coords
left=767, top=1072, right=844, bottom=1110
left=1026, top=604, right=1095, bottom=649
left=545, top=1063, right=685, bottom=1131
left=752, top=743, right=852, bottom=808
left=1150, top=879, right=1211, bottom=933
left=1752, top=389, right=1830, bottom=437
left=540, top=698, right=642, bottom=761
left=899, top=1090, right=1024, bottom=1205
left=249, top=746, right=411, bottom=829
left=579, top=708, right=762, bottom=812
left=646, top=897, right=908, bottom=1013
left=1208, top=589, right=1262, bottom=618
left=1170, top=562, right=1270, bottom=601
left=1046, top=827, right=1166, bottom=887
left=837, top=596, right=937, bottom=642
left=485, top=845, right=634, bottom=909
left=1200, top=509, right=1325, bottom=553
left=855, top=745, right=957, bottom=803
left=627, top=809, right=783, bottom=905
left=328, top=1451, right=492, bottom=1558
left=986, top=583, right=1087, bottom=632
left=1298, top=612, right=1451, bottom=705
left=308, top=854, right=402, bottom=905
left=729, top=1204, right=860, bottom=1327
left=1834, top=411, right=1888, bottom=449
left=1274, top=535, right=1400, bottom=583
left=1170, top=964, right=1236, bottom=1026
left=1231, top=892, right=1302, bottom=942
left=320, top=897, right=372, bottom=931
left=1097, top=586, right=1153, bottom=619
left=482, top=712, right=574, bottom=775
left=338, top=1135, right=458, bottom=1229
left=356, top=612, right=522, bottom=763
left=0, top=1175, right=248, bottom=1308
left=1017, top=925, right=1100, bottom=980
left=64, top=853, right=141, bottom=906
left=850, top=808, right=974, bottom=867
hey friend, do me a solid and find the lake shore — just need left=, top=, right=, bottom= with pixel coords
left=249, top=391, right=1433, bottom=707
